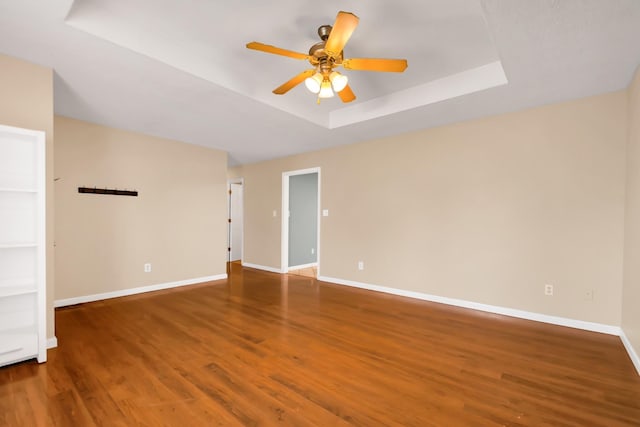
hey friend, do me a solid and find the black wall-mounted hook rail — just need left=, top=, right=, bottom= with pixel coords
left=78, top=187, right=138, bottom=197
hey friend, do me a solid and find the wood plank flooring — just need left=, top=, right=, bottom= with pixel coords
left=1, top=263, right=639, bottom=426
left=287, top=265, right=317, bottom=278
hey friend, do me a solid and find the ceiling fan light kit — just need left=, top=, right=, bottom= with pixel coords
left=246, top=11, right=408, bottom=104
left=303, top=71, right=348, bottom=100
left=304, top=73, right=323, bottom=93
left=329, top=71, right=348, bottom=92
left=318, top=80, right=335, bottom=99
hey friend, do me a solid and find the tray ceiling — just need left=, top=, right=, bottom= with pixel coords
left=1, top=0, right=639, bottom=165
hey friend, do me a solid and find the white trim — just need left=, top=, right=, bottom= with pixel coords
left=54, top=274, right=227, bottom=308
left=282, top=167, right=322, bottom=176
left=281, top=171, right=290, bottom=273
left=0, top=123, right=46, bottom=137
left=316, top=171, right=322, bottom=278
left=288, top=262, right=318, bottom=271
left=227, top=177, right=244, bottom=263
left=281, top=167, right=321, bottom=274
left=280, top=172, right=289, bottom=273
left=241, top=262, right=282, bottom=274
left=317, top=275, right=621, bottom=336
left=47, top=337, right=58, bottom=349
left=620, top=329, right=640, bottom=376
left=35, top=129, right=47, bottom=362
left=329, top=61, right=508, bottom=128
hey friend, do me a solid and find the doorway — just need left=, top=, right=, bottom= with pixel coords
left=228, top=179, right=243, bottom=262
left=281, top=168, right=320, bottom=275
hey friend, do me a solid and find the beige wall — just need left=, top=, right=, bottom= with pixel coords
left=231, top=91, right=627, bottom=326
left=0, top=54, right=55, bottom=340
left=623, top=66, right=640, bottom=360
left=54, top=116, right=228, bottom=300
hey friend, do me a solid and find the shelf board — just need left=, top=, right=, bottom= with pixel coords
left=0, top=286, right=37, bottom=298
left=0, top=329, right=37, bottom=354
left=0, top=188, right=37, bottom=193
left=0, top=325, right=36, bottom=334
left=0, top=243, right=37, bottom=249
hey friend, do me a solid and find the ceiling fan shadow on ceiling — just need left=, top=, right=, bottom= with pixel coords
left=246, top=11, right=408, bottom=104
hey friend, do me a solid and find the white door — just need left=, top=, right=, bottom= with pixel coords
left=229, top=182, right=243, bottom=261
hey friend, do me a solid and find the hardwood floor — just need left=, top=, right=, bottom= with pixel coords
left=1, top=263, right=639, bottom=426
left=287, top=265, right=317, bottom=278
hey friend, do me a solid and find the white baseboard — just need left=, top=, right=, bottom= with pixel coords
left=318, top=275, right=640, bottom=377
left=47, top=336, right=58, bottom=349
left=620, top=329, right=640, bottom=376
left=317, top=275, right=620, bottom=336
left=54, top=274, right=227, bottom=308
left=241, top=262, right=282, bottom=274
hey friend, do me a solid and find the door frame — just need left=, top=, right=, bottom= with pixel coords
left=227, top=177, right=244, bottom=263
left=281, top=167, right=321, bottom=274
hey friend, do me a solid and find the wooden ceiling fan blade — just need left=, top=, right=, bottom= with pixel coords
left=343, top=58, right=408, bottom=72
left=273, top=69, right=315, bottom=94
left=324, top=11, right=359, bottom=58
left=246, top=42, right=309, bottom=60
left=338, top=84, right=356, bottom=103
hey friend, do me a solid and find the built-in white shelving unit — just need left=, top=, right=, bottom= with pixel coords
left=0, top=124, right=46, bottom=367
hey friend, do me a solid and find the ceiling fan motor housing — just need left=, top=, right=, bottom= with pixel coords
left=318, top=24, right=332, bottom=40
left=309, top=25, right=343, bottom=70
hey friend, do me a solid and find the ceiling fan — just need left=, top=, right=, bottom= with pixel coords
left=246, top=11, right=408, bottom=103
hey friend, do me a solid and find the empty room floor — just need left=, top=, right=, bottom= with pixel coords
left=1, top=263, right=639, bottom=426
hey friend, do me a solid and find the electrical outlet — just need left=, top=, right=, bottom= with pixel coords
left=544, top=284, right=553, bottom=296
left=144, top=263, right=151, bottom=273
left=358, top=261, right=364, bottom=271
left=584, top=289, right=594, bottom=301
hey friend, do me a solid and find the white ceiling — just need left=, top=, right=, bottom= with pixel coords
left=1, top=0, right=639, bottom=165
